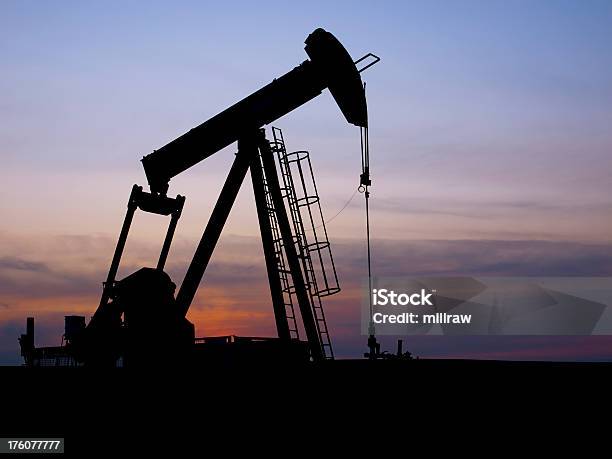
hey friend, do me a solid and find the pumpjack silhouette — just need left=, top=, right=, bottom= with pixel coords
left=19, top=28, right=379, bottom=367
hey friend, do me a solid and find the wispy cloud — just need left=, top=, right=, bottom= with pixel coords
left=2, top=231, right=612, bottom=363
left=0, top=256, right=49, bottom=272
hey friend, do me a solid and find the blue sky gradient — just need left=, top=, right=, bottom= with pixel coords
left=1, top=1, right=611, bottom=363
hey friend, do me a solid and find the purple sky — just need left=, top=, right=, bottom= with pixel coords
left=1, top=1, right=611, bottom=364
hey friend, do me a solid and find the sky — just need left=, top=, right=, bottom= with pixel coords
left=1, top=0, right=612, bottom=364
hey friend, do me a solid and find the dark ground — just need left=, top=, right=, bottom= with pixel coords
left=2, top=359, right=609, bottom=454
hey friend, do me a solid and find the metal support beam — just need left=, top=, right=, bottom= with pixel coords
left=249, top=145, right=291, bottom=342
left=97, top=184, right=140, bottom=313
left=176, top=142, right=253, bottom=317
left=157, top=195, right=185, bottom=270
left=256, top=131, right=324, bottom=361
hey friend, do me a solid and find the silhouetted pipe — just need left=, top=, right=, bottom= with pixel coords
left=142, top=28, right=367, bottom=195
left=94, top=185, right=140, bottom=322
left=156, top=195, right=184, bottom=270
